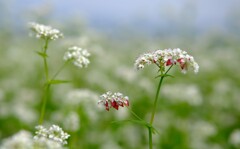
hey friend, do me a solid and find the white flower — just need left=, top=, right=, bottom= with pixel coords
left=63, top=112, right=80, bottom=132
left=34, top=125, right=48, bottom=138
left=33, top=137, right=63, bottom=149
left=48, top=125, right=70, bottom=145
left=63, top=46, right=90, bottom=68
left=0, top=129, right=68, bottom=149
left=29, top=22, right=63, bottom=40
left=162, top=84, right=202, bottom=106
left=34, top=124, right=70, bottom=145
left=135, top=48, right=199, bottom=74
left=229, top=129, right=240, bottom=147
left=0, top=131, right=33, bottom=149
left=98, top=91, right=129, bottom=111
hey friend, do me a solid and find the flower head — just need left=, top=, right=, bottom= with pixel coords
left=135, top=48, right=199, bottom=74
left=34, top=125, right=70, bottom=145
left=63, top=46, right=90, bottom=68
left=0, top=130, right=33, bottom=149
left=29, top=22, right=63, bottom=40
left=98, top=91, right=129, bottom=111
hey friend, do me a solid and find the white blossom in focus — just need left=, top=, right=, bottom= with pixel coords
left=29, top=22, right=63, bottom=40
left=63, top=46, right=90, bottom=68
left=34, top=125, right=70, bottom=145
left=98, top=91, right=129, bottom=111
left=135, top=48, right=199, bottom=74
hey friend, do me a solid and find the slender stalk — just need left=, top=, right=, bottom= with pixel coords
left=150, top=75, right=164, bottom=125
left=50, top=60, right=69, bottom=81
left=127, top=106, right=143, bottom=121
left=39, top=84, right=50, bottom=124
left=148, top=127, right=153, bottom=149
left=43, top=39, right=49, bottom=81
left=148, top=65, right=173, bottom=149
left=150, top=65, right=173, bottom=125
left=38, top=38, right=50, bottom=124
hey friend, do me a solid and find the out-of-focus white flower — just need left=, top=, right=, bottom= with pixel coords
left=98, top=91, right=129, bottom=111
left=29, top=22, right=63, bottom=40
left=162, top=84, right=202, bottom=106
left=34, top=125, right=70, bottom=145
left=12, top=103, right=37, bottom=125
left=0, top=130, right=67, bottom=149
left=63, top=46, right=90, bottom=68
left=229, top=129, right=240, bottom=147
left=0, top=130, right=33, bottom=149
left=64, top=89, right=99, bottom=106
left=135, top=48, right=199, bottom=74
left=189, top=120, right=217, bottom=149
left=100, top=141, right=122, bottom=149
left=63, top=111, right=80, bottom=132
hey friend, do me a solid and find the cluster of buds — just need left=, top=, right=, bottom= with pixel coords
left=29, top=22, right=63, bottom=40
left=34, top=125, right=70, bottom=145
left=98, top=92, right=129, bottom=111
left=63, top=46, right=90, bottom=68
left=134, top=48, right=199, bottom=74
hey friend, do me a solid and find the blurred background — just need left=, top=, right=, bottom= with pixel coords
left=0, top=0, right=240, bottom=149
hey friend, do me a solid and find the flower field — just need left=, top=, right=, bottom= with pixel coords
left=0, top=1, right=240, bottom=149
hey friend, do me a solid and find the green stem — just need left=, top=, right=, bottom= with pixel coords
left=148, top=65, right=173, bottom=149
left=43, top=39, right=49, bottom=81
left=150, top=65, right=173, bottom=125
left=126, top=106, right=143, bottom=121
left=39, top=84, right=50, bottom=124
left=150, top=76, right=164, bottom=125
left=38, top=39, right=50, bottom=124
left=148, top=127, right=153, bottom=149
left=50, top=60, right=69, bottom=81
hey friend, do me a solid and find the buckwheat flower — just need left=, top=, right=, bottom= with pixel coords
left=34, top=137, right=63, bottom=149
left=135, top=48, right=199, bottom=74
left=29, top=22, right=63, bottom=40
left=34, top=125, right=70, bottom=145
left=34, top=125, right=48, bottom=138
left=0, top=130, right=33, bottom=149
left=63, top=46, right=90, bottom=68
left=98, top=91, right=129, bottom=111
left=48, top=125, right=70, bottom=145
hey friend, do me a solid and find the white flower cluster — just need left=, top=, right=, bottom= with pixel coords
left=0, top=130, right=64, bottom=149
left=29, top=22, right=63, bottom=40
left=0, top=131, right=33, bottom=149
left=98, top=91, right=129, bottom=111
left=63, top=46, right=90, bottom=68
left=135, top=48, right=199, bottom=74
left=34, top=125, right=70, bottom=145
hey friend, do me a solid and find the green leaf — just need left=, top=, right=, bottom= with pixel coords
left=163, top=74, right=174, bottom=78
left=36, top=51, right=48, bottom=58
left=48, top=79, right=71, bottom=85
